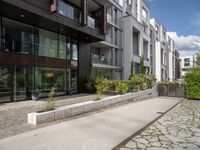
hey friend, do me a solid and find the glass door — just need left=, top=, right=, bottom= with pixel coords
left=14, top=67, right=27, bottom=101
left=0, top=66, right=12, bottom=103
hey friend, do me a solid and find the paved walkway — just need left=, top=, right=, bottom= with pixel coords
left=119, top=100, right=200, bottom=150
left=0, top=97, right=181, bottom=150
left=0, top=94, right=108, bottom=139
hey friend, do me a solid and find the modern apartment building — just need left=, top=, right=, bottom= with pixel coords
left=90, top=0, right=123, bottom=80
left=174, top=50, right=181, bottom=80
left=0, top=0, right=107, bottom=102
left=123, top=0, right=151, bottom=79
left=180, top=55, right=196, bottom=77
left=0, top=0, right=178, bottom=103
left=150, top=18, right=170, bottom=81
left=168, top=36, right=176, bottom=81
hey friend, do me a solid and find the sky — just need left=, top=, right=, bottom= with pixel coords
left=146, top=0, right=200, bottom=56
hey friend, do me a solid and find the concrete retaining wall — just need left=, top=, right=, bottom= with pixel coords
left=28, top=87, right=158, bottom=125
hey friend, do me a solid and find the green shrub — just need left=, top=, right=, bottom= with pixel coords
left=130, top=74, right=145, bottom=91
left=108, top=80, right=118, bottom=92
left=184, top=73, right=200, bottom=100
left=158, top=81, right=179, bottom=85
left=116, top=80, right=129, bottom=94
left=86, top=75, right=96, bottom=93
left=95, top=77, right=109, bottom=100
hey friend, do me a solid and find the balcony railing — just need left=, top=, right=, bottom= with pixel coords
left=126, top=5, right=132, bottom=15
left=87, top=16, right=95, bottom=29
left=106, top=35, right=112, bottom=43
left=107, top=13, right=112, bottom=23
left=57, top=0, right=81, bottom=23
left=91, top=54, right=111, bottom=65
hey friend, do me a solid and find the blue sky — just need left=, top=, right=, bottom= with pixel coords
left=146, top=0, right=200, bottom=55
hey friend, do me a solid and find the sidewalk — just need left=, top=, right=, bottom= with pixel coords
left=0, top=94, right=108, bottom=139
left=0, top=97, right=182, bottom=150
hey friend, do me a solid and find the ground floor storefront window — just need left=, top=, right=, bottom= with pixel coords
left=0, top=66, right=78, bottom=102
left=0, top=16, right=79, bottom=103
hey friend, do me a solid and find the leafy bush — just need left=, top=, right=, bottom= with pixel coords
left=158, top=81, right=179, bottom=85
left=93, top=74, right=154, bottom=97
left=116, top=80, right=129, bottom=94
left=95, top=77, right=109, bottom=100
left=108, top=80, right=118, bottom=92
left=184, top=73, right=200, bottom=100
left=86, top=75, right=96, bottom=93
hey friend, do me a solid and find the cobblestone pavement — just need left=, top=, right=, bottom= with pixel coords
left=119, top=100, right=200, bottom=150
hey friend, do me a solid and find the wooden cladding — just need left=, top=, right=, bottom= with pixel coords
left=101, top=5, right=107, bottom=34
left=50, top=0, right=57, bottom=13
left=0, top=51, right=70, bottom=68
left=81, top=0, right=87, bottom=25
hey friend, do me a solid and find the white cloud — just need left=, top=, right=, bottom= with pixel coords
left=167, top=32, right=200, bottom=56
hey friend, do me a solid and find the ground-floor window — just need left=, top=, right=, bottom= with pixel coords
left=0, top=16, right=80, bottom=102
left=0, top=65, right=78, bottom=102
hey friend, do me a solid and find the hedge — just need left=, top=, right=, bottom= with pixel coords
left=184, top=73, right=200, bottom=100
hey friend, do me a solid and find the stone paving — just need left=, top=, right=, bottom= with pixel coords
left=119, top=100, right=200, bottom=150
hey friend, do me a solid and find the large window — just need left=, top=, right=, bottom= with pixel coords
left=59, top=34, right=69, bottom=59
left=0, top=66, right=33, bottom=102
left=35, top=67, right=68, bottom=97
left=0, top=17, right=80, bottom=102
left=0, top=66, right=12, bottom=102
left=71, top=39, right=78, bottom=60
left=35, top=28, right=58, bottom=58
left=1, top=17, right=34, bottom=54
left=58, top=0, right=81, bottom=23
left=184, top=58, right=190, bottom=67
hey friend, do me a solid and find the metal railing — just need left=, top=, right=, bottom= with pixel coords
left=91, top=53, right=111, bottom=65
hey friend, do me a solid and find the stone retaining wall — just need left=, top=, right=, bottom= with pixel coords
left=28, top=86, right=158, bottom=125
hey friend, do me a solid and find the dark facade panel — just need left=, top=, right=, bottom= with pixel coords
left=0, top=0, right=105, bottom=42
left=78, top=41, right=91, bottom=93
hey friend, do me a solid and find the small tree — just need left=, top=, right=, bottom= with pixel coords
left=140, top=55, right=145, bottom=75
left=46, top=87, right=56, bottom=111
left=130, top=58, right=135, bottom=77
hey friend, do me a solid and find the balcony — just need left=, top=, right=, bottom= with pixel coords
left=107, top=13, right=112, bottom=23
left=57, top=0, right=81, bottom=23
left=91, top=54, right=111, bottom=65
left=106, top=35, right=112, bottom=43
left=126, top=5, right=132, bottom=15
left=87, top=16, right=95, bottom=29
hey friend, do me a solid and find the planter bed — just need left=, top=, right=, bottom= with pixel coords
left=28, top=86, right=158, bottom=125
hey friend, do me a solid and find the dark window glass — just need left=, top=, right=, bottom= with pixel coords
left=35, top=67, right=67, bottom=97
left=58, top=0, right=81, bottom=23
left=71, top=69, right=78, bottom=93
left=2, top=17, right=34, bottom=54
left=71, top=39, right=78, bottom=61
left=35, top=28, right=58, bottom=58
left=0, top=66, right=12, bottom=102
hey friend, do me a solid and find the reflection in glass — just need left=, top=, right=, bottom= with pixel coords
left=2, top=17, right=34, bottom=54
left=58, top=0, right=81, bottom=23
left=59, top=34, right=66, bottom=59
left=35, top=67, right=67, bottom=97
left=71, top=69, right=78, bottom=93
left=0, top=66, right=12, bottom=102
left=71, top=40, right=78, bottom=60
left=35, top=28, right=58, bottom=58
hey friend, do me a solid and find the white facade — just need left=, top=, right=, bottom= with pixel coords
left=167, top=36, right=176, bottom=81
left=180, top=55, right=196, bottom=77
left=149, top=18, right=176, bottom=82
left=123, top=0, right=151, bottom=79
left=90, top=0, right=178, bottom=82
